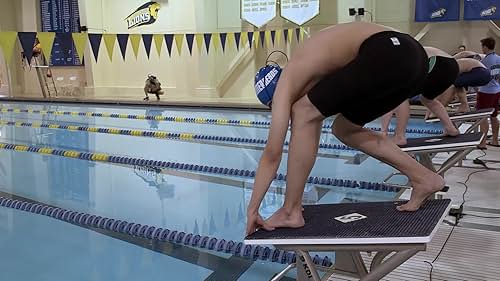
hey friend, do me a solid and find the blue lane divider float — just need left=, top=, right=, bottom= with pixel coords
left=0, top=196, right=332, bottom=266
left=0, top=142, right=402, bottom=193
left=0, top=107, right=444, bottom=135
left=0, top=119, right=359, bottom=152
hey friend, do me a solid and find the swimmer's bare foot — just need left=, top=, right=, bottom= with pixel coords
left=457, top=105, right=470, bottom=113
left=397, top=173, right=445, bottom=211
left=391, top=135, right=407, bottom=146
left=265, top=207, right=305, bottom=229
left=444, top=125, right=460, bottom=137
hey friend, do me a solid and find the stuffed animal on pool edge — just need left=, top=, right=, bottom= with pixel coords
left=144, top=74, right=165, bottom=101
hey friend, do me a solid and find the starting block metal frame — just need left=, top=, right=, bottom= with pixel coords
left=425, top=108, right=494, bottom=134
left=384, top=132, right=485, bottom=185
left=245, top=200, right=451, bottom=281
left=384, top=109, right=491, bottom=186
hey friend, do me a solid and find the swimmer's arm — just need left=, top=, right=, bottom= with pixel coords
left=247, top=96, right=291, bottom=214
left=247, top=62, right=318, bottom=214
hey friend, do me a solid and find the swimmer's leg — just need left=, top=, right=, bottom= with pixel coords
left=380, top=110, right=394, bottom=137
left=333, top=114, right=444, bottom=211
left=456, top=87, right=470, bottom=113
left=392, top=100, right=410, bottom=146
left=265, top=96, right=323, bottom=229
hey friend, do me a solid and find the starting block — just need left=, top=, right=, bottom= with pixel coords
left=384, top=133, right=484, bottom=185
left=426, top=108, right=494, bottom=133
left=245, top=199, right=451, bottom=281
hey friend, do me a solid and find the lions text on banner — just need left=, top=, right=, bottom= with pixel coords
left=464, top=0, right=500, bottom=20
left=281, top=0, right=320, bottom=25
left=241, top=0, right=277, bottom=28
left=415, top=0, right=460, bottom=22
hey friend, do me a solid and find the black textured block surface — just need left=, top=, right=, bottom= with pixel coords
left=246, top=199, right=450, bottom=241
left=400, top=133, right=483, bottom=149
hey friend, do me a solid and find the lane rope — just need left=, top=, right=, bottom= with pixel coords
left=0, top=196, right=332, bottom=266
left=0, top=107, right=444, bottom=134
left=0, top=119, right=358, bottom=152
left=0, top=142, right=402, bottom=193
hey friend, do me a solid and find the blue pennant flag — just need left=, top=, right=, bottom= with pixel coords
left=18, top=32, right=37, bottom=64
left=88, top=33, right=103, bottom=61
left=234, top=32, right=241, bottom=50
left=204, top=33, right=212, bottom=53
left=186, top=34, right=195, bottom=55
left=117, top=34, right=129, bottom=60
left=248, top=32, right=254, bottom=48
left=220, top=33, right=227, bottom=52
left=164, top=34, right=174, bottom=57
left=142, top=34, right=153, bottom=58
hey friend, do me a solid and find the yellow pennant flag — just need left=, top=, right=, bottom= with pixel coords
left=129, top=34, right=141, bottom=59
left=195, top=33, right=203, bottom=53
left=241, top=32, right=248, bottom=49
left=174, top=34, right=183, bottom=55
left=0, top=32, right=18, bottom=65
left=36, top=32, right=55, bottom=62
left=212, top=33, right=220, bottom=53
left=265, top=30, right=272, bottom=47
left=103, top=34, right=116, bottom=61
left=72, top=33, right=88, bottom=61
left=275, top=29, right=282, bottom=46
left=300, top=28, right=305, bottom=42
left=287, top=29, right=293, bottom=44
left=226, top=33, right=235, bottom=51
left=153, top=34, right=163, bottom=57
left=254, top=32, right=259, bottom=48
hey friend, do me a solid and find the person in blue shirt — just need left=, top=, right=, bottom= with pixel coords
left=477, top=37, right=500, bottom=149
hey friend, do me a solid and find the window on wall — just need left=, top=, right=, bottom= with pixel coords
left=40, top=0, right=82, bottom=66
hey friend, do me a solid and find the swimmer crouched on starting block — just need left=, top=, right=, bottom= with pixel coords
left=246, top=22, right=458, bottom=235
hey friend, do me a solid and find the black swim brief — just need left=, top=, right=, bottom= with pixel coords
left=418, top=56, right=459, bottom=99
left=307, top=31, right=428, bottom=126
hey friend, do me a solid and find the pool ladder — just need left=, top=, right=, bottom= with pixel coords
left=32, top=56, right=58, bottom=98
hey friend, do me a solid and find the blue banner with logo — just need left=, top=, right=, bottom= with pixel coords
left=415, top=0, right=460, bottom=22
left=40, top=0, right=82, bottom=65
left=464, top=0, right=500, bottom=20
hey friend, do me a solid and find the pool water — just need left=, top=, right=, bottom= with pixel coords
left=0, top=101, right=443, bottom=281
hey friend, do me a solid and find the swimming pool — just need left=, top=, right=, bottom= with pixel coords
left=0, top=101, right=444, bottom=281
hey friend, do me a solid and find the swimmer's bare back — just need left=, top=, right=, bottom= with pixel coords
left=456, top=58, right=486, bottom=72
left=280, top=22, right=396, bottom=103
